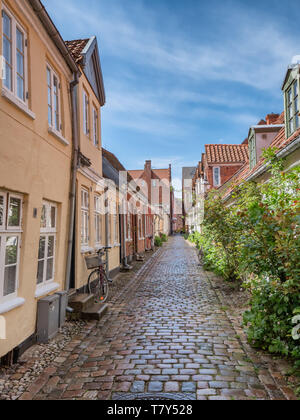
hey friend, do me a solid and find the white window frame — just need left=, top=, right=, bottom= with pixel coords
left=94, top=195, right=103, bottom=246
left=83, top=90, right=90, bottom=137
left=213, top=167, right=221, bottom=187
left=6, top=193, right=23, bottom=232
left=36, top=201, right=57, bottom=289
left=286, top=79, right=300, bottom=137
left=0, top=191, right=7, bottom=232
left=81, top=189, right=89, bottom=247
left=0, top=190, right=23, bottom=303
left=47, top=64, right=61, bottom=133
left=1, top=5, right=28, bottom=104
left=92, top=106, right=99, bottom=147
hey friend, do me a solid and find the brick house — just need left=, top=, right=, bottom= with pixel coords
left=129, top=160, right=174, bottom=240
left=102, top=148, right=149, bottom=266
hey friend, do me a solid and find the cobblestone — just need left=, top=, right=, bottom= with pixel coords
left=3, top=236, right=297, bottom=400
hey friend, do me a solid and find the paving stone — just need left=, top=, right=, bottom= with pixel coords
left=5, top=237, right=296, bottom=402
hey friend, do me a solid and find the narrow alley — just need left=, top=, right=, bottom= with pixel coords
left=16, top=236, right=296, bottom=400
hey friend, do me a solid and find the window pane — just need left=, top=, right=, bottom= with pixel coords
left=47, top=68, right=51, bottom=86
left=46, top=258, right=54, bottom=281
left=5, top=236, right=18, bottom=265
left=0, top=196, right=4, bottom=226
left=3, top=36, right=11, bottom=64
left=17, top=75, right=24, bottom=101
left=3, top=12, right=11, bottom=38
left=17, top=52, right=24, bottom=77
left=47, top=236, right=54, bottom=258
left=16, top=29, right=24, bottom=53
left=8, top=197, right=21, bottom=227
left=4, top=266, right=16, bottom=296
left=37, top=260, right=44, bottom=284
left=38, top=236, right=46, bottom=259
left=51, top=206, right=56, bottom=228
left=41, top=205, right=47, bottom=228
left=53, top=76, right=59, bottom=131
left=294, top=81, right=298, bottom=98
left=4, top=63, right=12, bottom=90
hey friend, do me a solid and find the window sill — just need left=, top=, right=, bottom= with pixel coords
left=81, top=246, right=94, bottom=254
left=1, top=88, right=36, bottom=120
left=48, top=127, right=69, bottom=146
left=35, top=282, right=59, bottom=298
left=0, top=297, right=25, bottom=315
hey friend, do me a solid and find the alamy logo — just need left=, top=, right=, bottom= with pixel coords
left=0, top=316, right=6, bottom=340
left=0, top=56, right=6, bottom=80
left=292, top=315, right=300, bottom=340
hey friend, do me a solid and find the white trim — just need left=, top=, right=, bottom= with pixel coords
left=7, top=192, right=23, bottom=231
left=81, top=246, right=94, bottom=254
left=48, top=126, right=69, bottom=146
left=1, top=88, right=35, bottom=119
left=2, top=4, right=28, bottom=104
left=35, top=282, right=59, bottom=299
left=83, top=89, right=90, bottom=137
left=213, top=166, right=221, bottom=187
left=81, top=36, right=95, bottom=55
left=0, top=297, right=25, bottom=314
left=0, top=191, right=7, bottom=232
left=47, top=64, right=62, bottom=133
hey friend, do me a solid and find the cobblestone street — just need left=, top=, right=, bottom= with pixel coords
left=16, top=236, right=297, bottom=400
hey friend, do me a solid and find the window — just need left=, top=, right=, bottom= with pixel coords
left=94, top=195, right=102, bottom=245
left=93, top=107, right=99, bottom=146
left=47, top=65, right=61, bottom=132
left=81, top=189, right=89, bottom=247
left=83, top=90, right=90, bottom=136
left=37, top=202, right=57, bottom=286
left=286, top=79, right=299, bottom=137
left=2, top=6, right=27, bottom=102
left=213, top=167, right=221, bottom=187
left=0, top=191, right=22, bottom=302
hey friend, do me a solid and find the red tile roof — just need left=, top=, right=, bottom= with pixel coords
left=65, top=39, right=89, bottom=63
left=205, top=144, right=249, bottom=164
left=221, top=111, right=298, bottom=199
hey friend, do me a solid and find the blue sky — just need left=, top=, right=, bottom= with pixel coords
left=44, top=0, right=299, bottom=193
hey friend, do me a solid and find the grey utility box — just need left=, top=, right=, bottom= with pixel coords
left=55, top=291, right=68, bottom=328
left=36, top=294, right=60, bottom=344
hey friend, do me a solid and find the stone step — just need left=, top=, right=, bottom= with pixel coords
left=82, top=303, right=109, bottom=321
left=68, top=293, right=94, bottom=312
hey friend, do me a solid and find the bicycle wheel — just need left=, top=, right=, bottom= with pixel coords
left=88, top=269, right=109, bottom=303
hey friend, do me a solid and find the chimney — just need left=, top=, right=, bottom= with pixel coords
left=266, top=113, right=280, bottom=125
left=145, top=160, right=151, bottom=171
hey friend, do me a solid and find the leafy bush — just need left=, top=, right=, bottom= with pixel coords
left=200, top=148, right=300, bottom=362
left=154, top=236, right=163, bottom=247
left=161, top=233, right=168, bottom=242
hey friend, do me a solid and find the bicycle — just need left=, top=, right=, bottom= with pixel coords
left=85, top=247, right=112, bottom=303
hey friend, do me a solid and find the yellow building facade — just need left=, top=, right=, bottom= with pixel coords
left=0, top=0, right=78, bottom=358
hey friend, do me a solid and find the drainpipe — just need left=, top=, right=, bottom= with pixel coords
left=65, top=72, right=80, bottom=291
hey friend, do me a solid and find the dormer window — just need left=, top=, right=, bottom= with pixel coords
left=213, top=167, right=220, bottom=187
left=285, top=79, right=299, bottom=137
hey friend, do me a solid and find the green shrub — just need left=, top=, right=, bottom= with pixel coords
left=161, top=233, right=168, bottom=242
left=154, top=236, right=163, bottom=247
left=200, top=148, right=300, bottom=363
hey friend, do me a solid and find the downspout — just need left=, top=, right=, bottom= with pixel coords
left=65, top=72, right=80, bottom=291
